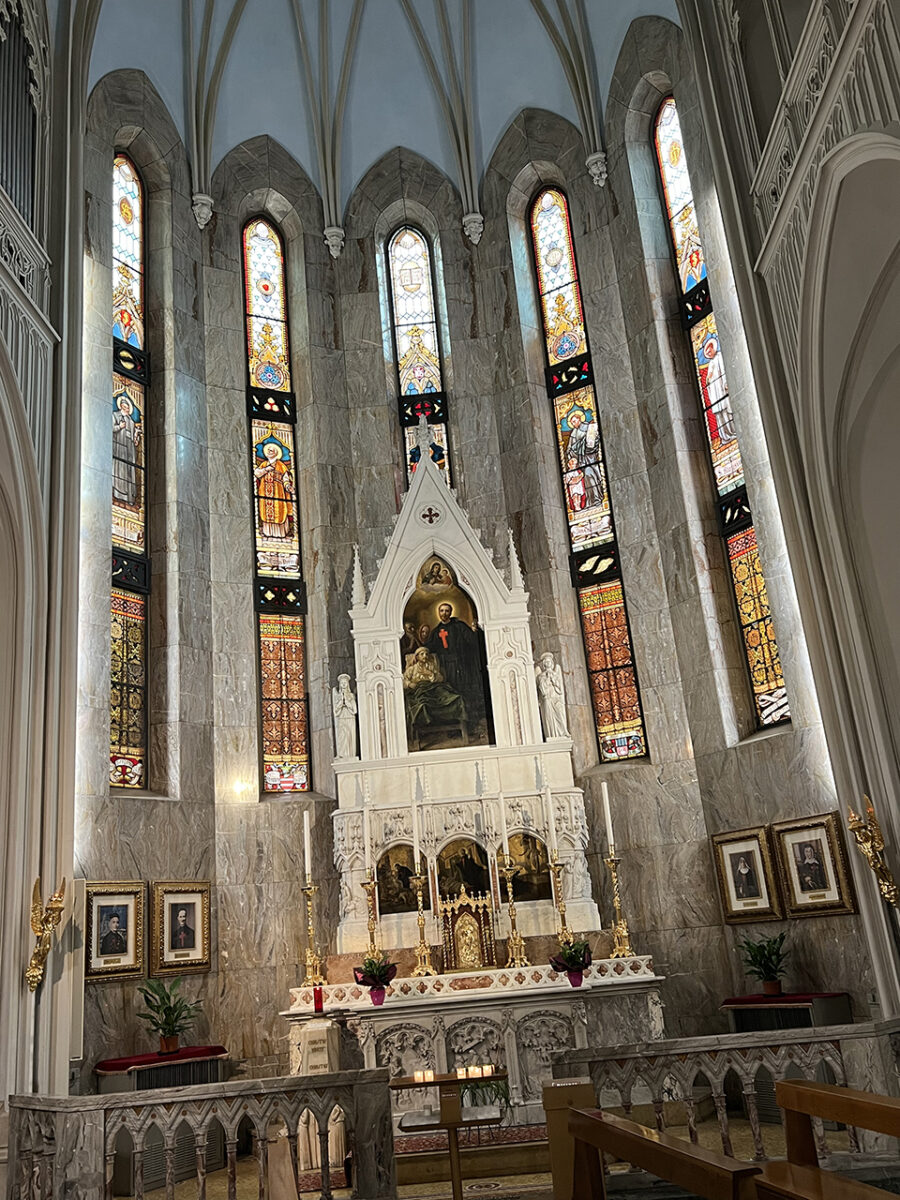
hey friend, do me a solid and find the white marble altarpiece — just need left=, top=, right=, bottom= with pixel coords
left=332, top=421, right=601, bottom=954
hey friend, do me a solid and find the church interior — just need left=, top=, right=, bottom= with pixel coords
left=4, top=0, right=900, bottom=1197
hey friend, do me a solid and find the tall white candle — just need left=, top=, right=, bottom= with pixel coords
left=303, top=810, right=312, bottom=882
left=364, top=804, right=372, bottom=873
left=601, top=781, right=615, bottom=855
left=544, top=785, right=558, bottom=856
left=411, top=793, right=420, bottom=867
left=498, top=792, right=510, bottom=858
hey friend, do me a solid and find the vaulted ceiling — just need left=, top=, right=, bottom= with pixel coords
left=86, top=0, right=680, bottom=220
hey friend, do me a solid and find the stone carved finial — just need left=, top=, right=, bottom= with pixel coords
left=332, top=673, right=358, bottom=760
left=462, top=211, right=484, bottom=244
left=351, top=544, right=366, bottom=606
left=535, top=652, right=569, bottom=739
left=415, top=413, right=433, bottom=457
left=586, top=151, right=608, bottom=188
left=324, top=225, right=345, bottom=258
left=507, top=528, right=524, bottom=592
left=191, top=193, right=214, bottom=229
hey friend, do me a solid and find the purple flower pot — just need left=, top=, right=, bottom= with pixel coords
left=370, top=986, right=386, bottom=1006
left=567, top=970, right=583, bottom=988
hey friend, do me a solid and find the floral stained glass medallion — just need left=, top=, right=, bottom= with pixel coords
left=259, top=613, right=309, bottom=792
left=110, top=586, right=146, bottom=788
left=243, top=220, right=291, bottom=392
left=251, top=419, right=300, bottom=577
left=113, top=155, right=144, bottom=348
left=112, top=373, right=146, bottom=551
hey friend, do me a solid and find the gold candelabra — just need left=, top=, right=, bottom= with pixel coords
left=361, top=868, right=380, bottom=955
left=411, top=873, right=437, bottom=976
left=848, top=796, right=899, bottom=906
left=301, top=880, right=325, bottom=984
left=499, top=854, right=530, bottom=967
left=605, top=853, right=634, bottom=958
left=548, top=857, right=572, bottom=942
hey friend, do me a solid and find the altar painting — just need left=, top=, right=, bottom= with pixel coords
left=376, top=845, right=430, bottom=915
left=400, top=556, right=492, bottom=751
left=508, top=833, right=553, bottom=901
left=437, top=838, right=490, bottom=898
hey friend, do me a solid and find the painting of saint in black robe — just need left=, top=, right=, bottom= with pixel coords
left=437, top=838, right=491, bottom=898
left=400, top=557, right=493, bottom=751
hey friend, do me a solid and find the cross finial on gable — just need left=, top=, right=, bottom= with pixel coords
left=415, top=413, right=432, bottom=457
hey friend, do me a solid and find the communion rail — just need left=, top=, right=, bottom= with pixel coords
left=555, top=1022, right=900, bottom=1168
left=7, top=1068, right=397, bottom=1200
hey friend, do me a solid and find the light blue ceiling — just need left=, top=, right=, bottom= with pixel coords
left=87, top=0, right=680, bottom=208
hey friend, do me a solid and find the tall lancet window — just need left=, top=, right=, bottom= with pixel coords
left=110, top=154, right=149, bottom=787
left=385, top=226, right=451, bottom=484
left=653, top=97, right=790, bottom=727
left=242, top=218, right=310, bottom=792
left=529, top=189, right=648, bottom=761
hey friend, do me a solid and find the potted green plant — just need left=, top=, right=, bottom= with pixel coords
left=136, top=977, right=203, bottom=1053
left=549, top=937, right=592, bottom=987
left=353, top=952, right=397, bottom=1006
left=740, top=931, right=789, bottom=996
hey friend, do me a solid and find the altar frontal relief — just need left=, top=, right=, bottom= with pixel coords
left=401, top=557, right=492, bottom=751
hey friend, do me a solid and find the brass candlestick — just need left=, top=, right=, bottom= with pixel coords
left=605, top=853, right=634, bottom=959
left=411, top=873, right=437, bottom=976
left=848, top=796, right=899, bottom=906
left=548, top=857, right=572, bottom=942
left=361, top=868, right=380, bottom=954
left=301, top=880, right=325, bottom=984
left=499, top=854, right=530, bottom=967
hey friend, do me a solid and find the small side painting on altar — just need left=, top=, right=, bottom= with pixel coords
left=400, top=556, right=493, bottom=752
left=376, top=845, right=430, bottom=915
left=437, top=838, right=491, bottom=898
left=508, top=833, right=553, bottom=901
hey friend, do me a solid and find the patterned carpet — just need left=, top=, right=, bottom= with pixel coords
left=395, top=1123, right=547, bottom=1154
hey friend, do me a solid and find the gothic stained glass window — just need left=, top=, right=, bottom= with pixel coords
left=385, top=226, right=451, bottom=484
left=242, top=217, right=310, bottom=792
left=110, top=155, right=149, bottom=788
left=654, top=96, right=790, bottom=728
left=244, top=219, right=291, bottom=392
left=530, top=188, right=648, bottom=761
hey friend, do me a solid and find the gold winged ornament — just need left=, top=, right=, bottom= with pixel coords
left=26, top=877, right=66, bottom=992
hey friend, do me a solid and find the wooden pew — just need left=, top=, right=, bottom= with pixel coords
left=568, top=1108, right=762, bottom=1200
left=755, top=1080, right=900, bottom=1199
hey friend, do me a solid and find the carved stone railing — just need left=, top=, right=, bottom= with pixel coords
left=554, top=1022, right=900, bottom=1167
left=7, top=1068, right=397, bottom=1200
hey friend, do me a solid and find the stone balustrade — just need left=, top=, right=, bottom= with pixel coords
left=554, top=1020, right=900, bottom=1170
left=7, top=1068, right=396, bottom=1200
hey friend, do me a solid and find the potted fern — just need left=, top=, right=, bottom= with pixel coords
left=353, top=952, right=397, bottom=1006
left=137, top=977, right=203, bottom=1053
left=740, top=931, right=789, bottom=996
left=549, top=937, right=592, bottom=987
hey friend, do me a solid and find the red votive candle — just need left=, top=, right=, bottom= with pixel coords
left=313, top=985, right=324, bottom=1013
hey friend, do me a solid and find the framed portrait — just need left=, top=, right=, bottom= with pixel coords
left=711, top=827, right=782, bottom=923
left=151, top=882, right=211, bottom=975
left=772, top=812, right=857, bottom=917
left=85, top=882, right=145, bottom=980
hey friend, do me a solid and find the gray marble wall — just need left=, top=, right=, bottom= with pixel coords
left=75, top=42, right=872, bottom=1084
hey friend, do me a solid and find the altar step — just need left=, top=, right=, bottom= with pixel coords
left=396, top=1133, right=550, bottom=1185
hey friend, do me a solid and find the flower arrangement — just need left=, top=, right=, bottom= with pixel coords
left=353, top=952, right=398, bottom=990
left=549, top=937, right=592, bottom=974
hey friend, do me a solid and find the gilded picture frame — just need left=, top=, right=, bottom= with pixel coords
left=85, top=882, right=145, bottom=980
left=711, top=826, right=782, bottom=923
left=150, top=881, right=211, bottom=976
left=772, top=812, right=857, bottom=917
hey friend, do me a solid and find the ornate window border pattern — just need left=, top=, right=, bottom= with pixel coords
left=385, top=225, right=452, bottom=485
left=528, top=187, right=648, bottom=762
left=653, top=96, right=790, bottom=728
left=110, top=154, right=150, bottom=788
left=242, top=216, right=310, bottom=793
